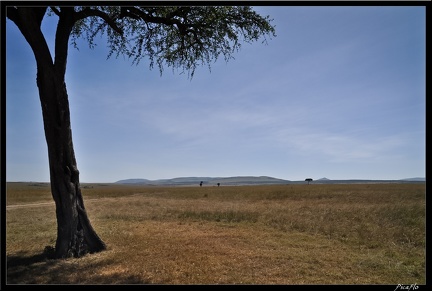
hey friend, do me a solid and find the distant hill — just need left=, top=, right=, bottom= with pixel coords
left=115, top=176, right=291, bottom=186
left=211, top=176, right=291, bottom=185
left=116, top=178, right=152, bottom=184
left=307, top=177, right=425, bottom=184
left=115, top=176, right=425, bottom=186
left=399, top=177, right=426, bottom=182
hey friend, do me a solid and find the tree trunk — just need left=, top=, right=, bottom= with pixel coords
left=8, top=7, right=106, bottom=259
left=37, top=64, right=106, bottom=258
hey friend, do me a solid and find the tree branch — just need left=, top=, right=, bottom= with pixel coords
left=50, top=6, right=61, bottom=16
left=54, top=7, right=75, bottom=76
left=6, top=6, right=19, bottom=22
left=74, top=7, right=123, bottom=35
left=122, top=7, right=185, bottom=28
left=33, top=7, right=49, bottom=26
left=7, top=7, right=53, bottom=67
left=7, top=6, right=48, bottom=27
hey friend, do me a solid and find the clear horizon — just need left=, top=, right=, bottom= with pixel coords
left=6, top=175, right=426, bottom=184
left=6, top=6, right=426, bottom=183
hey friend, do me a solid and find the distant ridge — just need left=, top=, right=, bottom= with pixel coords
left=399, top=177, right=426, bottom=182
left=115, top=176, right=425, bottom=186
left=115, top=176, right=290, bottom=186
left=117, top=178, right=151, bottom=184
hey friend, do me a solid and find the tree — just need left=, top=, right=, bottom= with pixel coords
left=305, top=178, right=313, bottom=185
left=6, top=6, right=276, bottom=259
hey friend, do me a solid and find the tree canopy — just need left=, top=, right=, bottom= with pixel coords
left=63, top=6, right=275, bottom=77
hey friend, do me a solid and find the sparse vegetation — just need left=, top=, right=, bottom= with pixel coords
left=6, top=182, right=425, bottom=284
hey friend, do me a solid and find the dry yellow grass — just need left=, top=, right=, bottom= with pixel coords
left=6, top=182, right=426, bottom=284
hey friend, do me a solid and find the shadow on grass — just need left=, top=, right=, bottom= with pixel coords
left=6, top=250, right=150, bottom=284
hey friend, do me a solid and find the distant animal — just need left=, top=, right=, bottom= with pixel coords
left=200, top=181, right=203, bottom=187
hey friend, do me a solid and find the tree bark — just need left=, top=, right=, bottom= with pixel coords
left=8, top=7, right=106, bottom=259
left=37, top=64, right=106, bottom=258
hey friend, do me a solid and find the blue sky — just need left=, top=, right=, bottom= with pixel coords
left=6, top=6, right=426, bottom=183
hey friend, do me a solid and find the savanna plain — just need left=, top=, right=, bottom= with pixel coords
left=6, top=182, right=425, bottom=285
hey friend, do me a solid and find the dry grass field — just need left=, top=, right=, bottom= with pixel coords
left=5, top=182, right=426, bottom=285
